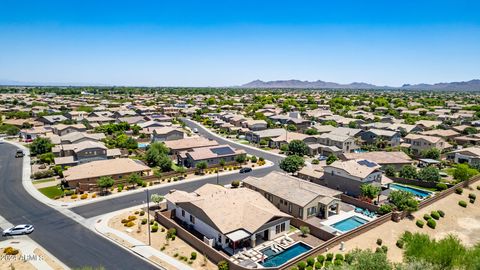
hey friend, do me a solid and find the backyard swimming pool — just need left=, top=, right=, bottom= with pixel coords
left=390, top=183, right=433, bottom=199
left=138, top=142, right=150, bottom=148
left=259, top=242, right=312, bottom=267
left=331, top=216, right=368, bottom=232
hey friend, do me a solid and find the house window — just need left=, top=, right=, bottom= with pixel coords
left=288, top=203, right=292, bottom=213
left=181, top=209, right=185, bottom=217
left=276, top=223, right=287, bottom=234
left=299, top=208, right=303, bottom=218
left=190, top=215, right=195, bottom=224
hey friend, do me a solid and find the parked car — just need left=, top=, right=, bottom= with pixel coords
left=24, top=138, right=33, bottom=143
left=15, top=149, right=24, bottom=158
left=239, top=167, right=252, bottom=173
left=192, top=128, right=199, bottom=133
left=318, top=155, right=327, bottom=161
left=2, top=224, right=34, bottom=236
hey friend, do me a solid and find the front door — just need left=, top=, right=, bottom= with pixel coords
left=263, top=230, right=269, bottom=240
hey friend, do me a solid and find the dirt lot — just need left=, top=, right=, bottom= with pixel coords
left=329, top=184, right=480, bottom=263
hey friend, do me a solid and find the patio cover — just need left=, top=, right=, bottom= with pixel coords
left=226, top=229, right=251, bottom=242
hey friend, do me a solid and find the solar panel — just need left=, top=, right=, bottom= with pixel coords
left=357, top=159, right=378, bottom=167
left=211, top=146, right=234, bottom=155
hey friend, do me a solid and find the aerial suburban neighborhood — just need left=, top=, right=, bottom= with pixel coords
left=1, top=1, right=480, bottom=270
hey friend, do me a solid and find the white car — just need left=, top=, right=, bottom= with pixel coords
left=2, top=224, right=34, bottom=236
left=192, top=128, right=199, bottom=133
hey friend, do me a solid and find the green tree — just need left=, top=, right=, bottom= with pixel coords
left=453, top=164, right=478, bottom=182
left=219, top=158, right=226, bottom=168
left=279, top=155, right=305, bottom=174
left=343, top=249, right=392, bottom=270
left=157, top=154, right=173, bottom=172
left=388, top=190, right=418, bottom=212
left=39, top=152, right=55, bottom=164
left=217, top=260, right=229, bottom=270
left=150, top=194, right=164, bottom=207
left=360, top=184, right=381, bottom=200
left=348, top=121, right=359, bottom=128
left=326, top=154, right=338, bottom=165
left=422, top=148, right=441, bottom=160
left=384, top=165, right=396, bottom=177
left=196, top=161, right=208, bottom=174
left=97, top=176, right=115, bottom=194
left=418, top=166, right=441, bottom=182
left=235, top=155, right=246, bottom=164
left=463, top=126, right=478, bottom=135
left=127, top=173, right=142, bottom=188
left=286, top=124, right=297, bottom=131
left=29, top=137, right=53, bottom=155
left=131, top=124, right=141, bottom=135
left=287, top=140, right=308, bottom=156
left=304, top=128, right=318, bottom=135
left=399, top=165, right=418, bottom=179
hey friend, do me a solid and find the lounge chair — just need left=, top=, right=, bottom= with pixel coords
left=284, top=234, right=294, bottom=243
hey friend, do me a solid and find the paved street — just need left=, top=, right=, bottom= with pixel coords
left=72, top=119, right=282, bottom=218
left=0, top=143, right=156, bottom=270
left=0, top=119, right=285, bottom=269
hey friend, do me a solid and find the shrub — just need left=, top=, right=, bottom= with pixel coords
left=334, top=260, right=343, bottom=266
left=161, top=227, right=165, bottom=232
left=381, top=246, right=388, bottom=253
left=375, top=247, right=383, bottom=253
left=139, top=211, right=145, bottom=216
left=376, top=238, right=383, bottom=246
left=128, top=215, right=137, bottom=221
left=378, top=204, right=394, bottom=215
left=436, top=183, right=448, bottom=191
left=317, top=254, right=325, bottom=263
left=117, top=186, right=123, bottom=192
left=297, top=261, right=306, bottom=270
left=326, top=253, right=334, bottom=261
left=306, top=267, right=313, bottom=270
left=416, top=220, right=424, bottom=228
left=306, top=257, right=314, bottom=266
left=324, top=261, right=332, bottom=268
left=3, top=247, right=19, bottom=255
left=344, top=253, right=353, bottom=264
left=125, top=221, right=135, bottom=227
left=190, top=252, right=197, bottom=260
left=92, top=193, right=97, bottom=198
left=171, top=235, right=176, bottom=240
left=396, top=239, right=404, bottom=249
left=80, top=193, right=88, bottom=200
left=134, top=211, right=139, bottom=214
left=335, top=254, right=344, bottom=261
left=470, top=198, right=475, bottom=204
left=311, top=159, right=319, bottom=165
left=314, top=262, right=322, bottom=269
left=121, top=219, right=128, bottom=223
left=167, top=228, right=177, bottom=239
left=151, top=225, right=158, bottom=232
left=71, top=194, right=78, bottom=199
left=430, top=211, right=440, bottom=220
left=64, top=190, right=74, bottom=196
left=459, top=200, right=467, bottom=207
left=141, top=218, right=147, bottom=225
left=438, top=210, right=445, bottom=217
left=423, top=214, right=431, bottom=221
left=477, top=185, right=480, bottom=190
left=231, top=180, right=240, bottom=188
left=455, top=188, right=463, bottom=194
left=427, top=219, right=436, bottom=229
left=291, top=268, right=298, bottom=270
left=469, top=193, right=476, bottom=200
left=142, top=182, right=147, bottom=187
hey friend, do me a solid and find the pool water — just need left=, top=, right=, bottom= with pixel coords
left=390, top=183, right=432, bottom=199
left=260, top=242, right=312, bottom=267
left=138, top=143, right=150, bottom=148
left=331, top=216, right=368, bottom=232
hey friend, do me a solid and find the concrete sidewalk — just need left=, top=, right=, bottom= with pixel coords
left=90, top=205, right=194, bottom=270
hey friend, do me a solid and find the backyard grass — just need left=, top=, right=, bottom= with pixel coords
left=32, top=178, right=56, bottom=184
left=38, top=186, right=64, bottom=199
left=443, top=167, right=456, bottom=176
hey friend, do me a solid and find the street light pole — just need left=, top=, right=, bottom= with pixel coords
left=216, top=169, right=219, bottom=185
left=146, top=188, right=151, bottom=246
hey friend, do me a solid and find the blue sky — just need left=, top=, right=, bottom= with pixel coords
left=0, top=0, right=479, bottom=87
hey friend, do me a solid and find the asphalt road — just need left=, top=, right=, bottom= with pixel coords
left=71, top=119, right=282, bottom=218
left=0, top=143, right=156, bottom=270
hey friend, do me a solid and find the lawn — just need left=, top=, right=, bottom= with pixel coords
left=32, top=178, right=56, bottom=184
left=38, top=186, right=64, bottom=199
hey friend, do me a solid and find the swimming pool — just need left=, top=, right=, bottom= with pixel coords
left=331, top=216, right=368, bottom=232
left=390, top=183, right=433, bottom=199
left=259, top=242, right=312, bottom=267
left=138, top=142, right=150, bottom=148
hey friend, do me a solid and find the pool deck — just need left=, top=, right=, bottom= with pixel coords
left=320, top=210, right=376, bottom=233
